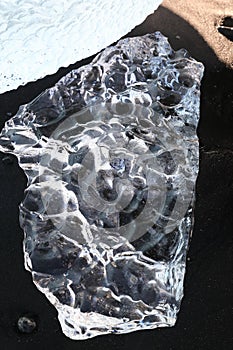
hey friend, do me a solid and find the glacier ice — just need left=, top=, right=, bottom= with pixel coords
left=0, top=0, right=162, bottom=93
left=0, top=32, right=204, bottom=339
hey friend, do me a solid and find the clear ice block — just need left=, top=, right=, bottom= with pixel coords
left=0, top=32, right=204, bottom=339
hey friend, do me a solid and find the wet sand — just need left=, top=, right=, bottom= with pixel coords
left=164, top=0, right=233, bottom=67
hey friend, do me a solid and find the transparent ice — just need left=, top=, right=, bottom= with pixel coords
left=0, top=33, right=204, bottom=339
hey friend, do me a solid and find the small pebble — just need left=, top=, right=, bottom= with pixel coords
left=17, top=316, right=37, bottom=334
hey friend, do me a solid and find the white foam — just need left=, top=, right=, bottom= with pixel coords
left=0, top=0, right=162, bottom=93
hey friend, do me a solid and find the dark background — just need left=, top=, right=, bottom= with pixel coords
left=0, top=6, right=232, bottom=350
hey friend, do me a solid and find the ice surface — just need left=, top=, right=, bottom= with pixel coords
left=0, top=0, right=162, bottom=93
left=0, top=32, right=204, bottom=339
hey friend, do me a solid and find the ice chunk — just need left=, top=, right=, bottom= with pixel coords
left=0, top=32, right=204, bottom=339
left=0, top=0, right=162, bottom=93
